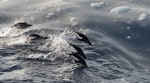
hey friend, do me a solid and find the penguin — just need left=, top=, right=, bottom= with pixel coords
left=12, top=22, right=32, bottom=29
left=75, top=32, right=92, bottom=45
left=29, top=34, right=48, bottom=40
left=69, top=53, right=87, bottom=66
left=69, top=43, right=86, bottom=59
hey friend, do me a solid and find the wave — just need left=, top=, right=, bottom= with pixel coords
left=0, top=0, right=150, bottom=82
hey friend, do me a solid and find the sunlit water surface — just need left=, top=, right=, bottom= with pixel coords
left=0, top=0, right=150, bottom=83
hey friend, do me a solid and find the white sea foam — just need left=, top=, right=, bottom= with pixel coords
left=50, top=30, right=77, bottom=54
left=6, top=36, right=28, bottom=46
left=37, top=29, right=77, bottom=59
left=0, top=27, right=11, bottom=37
left=0, top=69, right=25, bottom=80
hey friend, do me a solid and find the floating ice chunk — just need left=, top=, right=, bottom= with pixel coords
left=90, top=2, right=105, bottom=8
left=126, top=36, right=131, bottom=39
left=110, top=6, right=131, bottom=13
left=138, top=13, right=148, bottom=21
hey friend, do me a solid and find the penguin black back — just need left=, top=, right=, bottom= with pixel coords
left=12, top=22, right=32, bottom=29
left=29, top=34, right=48, bottom=40
left=69, top=44, right=86, bottom=59
left=75, top=32, right=92, bottom=45
left=70, top=53, right=87, bottom=66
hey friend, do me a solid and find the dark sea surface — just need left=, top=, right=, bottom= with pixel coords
left=0, top=0, right=150, bottom=83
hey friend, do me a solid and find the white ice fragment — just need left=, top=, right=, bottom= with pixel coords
left=138, top=13, right=148, bottom=21
left=46, top=13, right=55, bottom=18
left=110, top=6, right=131, bottom=13
left=70, top=17, right=76, bottom=22
left=126, top=36, right=131, bottom=39
left=90, top=2, right=105, bottom=8
left=126, top=26, right=130, bottom=30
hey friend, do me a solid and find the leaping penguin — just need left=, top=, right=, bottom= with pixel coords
left=28, top=31, right=92, bottom=46
left=12, top=22, right=32, bottom=29
left=29, top=34, right=48, bottom=40
left=75, top=32, right=92, bottom=46
left=69, top=53, right=87, bottom=66
left=69, top=43, right=86, bottom=59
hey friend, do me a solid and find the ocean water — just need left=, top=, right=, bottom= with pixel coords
left=0, top=0, right=150, bottom=83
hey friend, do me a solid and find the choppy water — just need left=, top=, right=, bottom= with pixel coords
left=0, top=0, right=150, bottom=83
